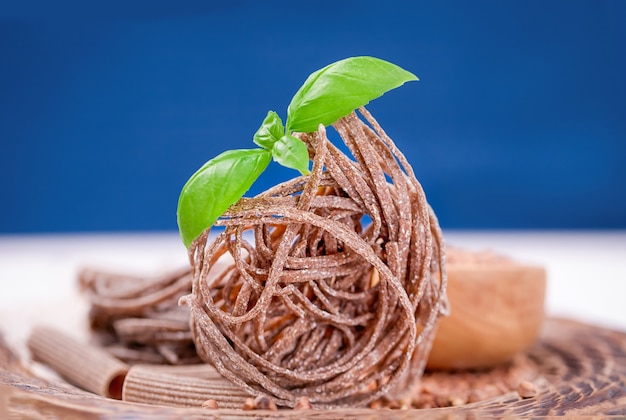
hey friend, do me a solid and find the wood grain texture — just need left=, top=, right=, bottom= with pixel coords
left=2, top=318, right=625, bottom=418
left=427, top=263, right=546, bottom=369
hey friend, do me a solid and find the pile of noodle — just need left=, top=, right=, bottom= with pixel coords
left=181, top=108, right=448, bottom=408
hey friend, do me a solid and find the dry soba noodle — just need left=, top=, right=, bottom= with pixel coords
left=180, top=107, right=449, bottom=408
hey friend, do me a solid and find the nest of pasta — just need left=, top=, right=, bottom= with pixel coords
left=181, top=108, right=448, bottom=408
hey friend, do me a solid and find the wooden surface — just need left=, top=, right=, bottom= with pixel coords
left=2, top=318, right=626, bottom=417
left=1, top=232, right=625, bottom=416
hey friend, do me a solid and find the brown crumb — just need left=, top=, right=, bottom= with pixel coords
left=242, top=398, right=255, bottom=410
left=517, top=380, right=537, bottom=398
left=294, top=396, right=313, bottom=410
left=254, top=395, right=278, bottom=410
left=376, top=352, right=539, bottom=409
left=201, top=399, right=219, bottom=409
left=369, top=400, right=384, bottom=409
left=399, top=398, right=412, bottom=410
left=467, top=390, right=483, bottom=403
left=413, top=393, right=435, bottom=409
left=449, top=395, right=465, bottom=406
left=435, top=394, right=451, bottom=407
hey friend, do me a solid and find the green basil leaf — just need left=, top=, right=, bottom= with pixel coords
left=272, top=135, right=310, bottom=175
left=286, top=56, right=418, bottom=133
left=253, top=110, right=284, bottom=150
left=177, top=148, right=271, bottom=248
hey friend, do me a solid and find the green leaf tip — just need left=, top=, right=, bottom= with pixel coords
left=273, top=135, right=310, bottom=175
left=253, top=111, right=284, bottom=150
left=254, top=111, right=310, bottom=174
left=286, top=56, right=418, bottom=133
left=177, top=148, right=271, bottom=248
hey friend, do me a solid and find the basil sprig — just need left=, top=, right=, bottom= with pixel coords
left=177, top=56, right=418, bottom=248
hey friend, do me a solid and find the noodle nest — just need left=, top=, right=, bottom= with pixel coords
left=182, top=108, right=448, bottom=408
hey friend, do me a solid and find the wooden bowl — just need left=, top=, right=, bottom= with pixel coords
left=426, top=253, right=546, bottom=370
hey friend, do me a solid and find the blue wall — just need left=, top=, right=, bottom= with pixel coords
left=1, top=1, right=625, bottom=233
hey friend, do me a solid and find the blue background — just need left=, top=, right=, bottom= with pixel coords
left=1, top=1, right=625, bottom=234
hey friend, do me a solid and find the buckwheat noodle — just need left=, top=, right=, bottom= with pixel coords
left=181, top=108, right=448, bottom=408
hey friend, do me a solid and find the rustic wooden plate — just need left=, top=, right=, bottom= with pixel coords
left=2, top=317, right=625, bottom=418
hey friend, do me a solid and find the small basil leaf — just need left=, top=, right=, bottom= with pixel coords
left=177, top=148, right=271, bottom=248
left=286, top=56, right=418, bottom=133
left=272, top=135, right=310, bottom=175
left=253, top=110, right=285, bottom=150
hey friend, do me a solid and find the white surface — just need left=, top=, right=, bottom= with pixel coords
left=0, top=231, right=625, bottom=357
